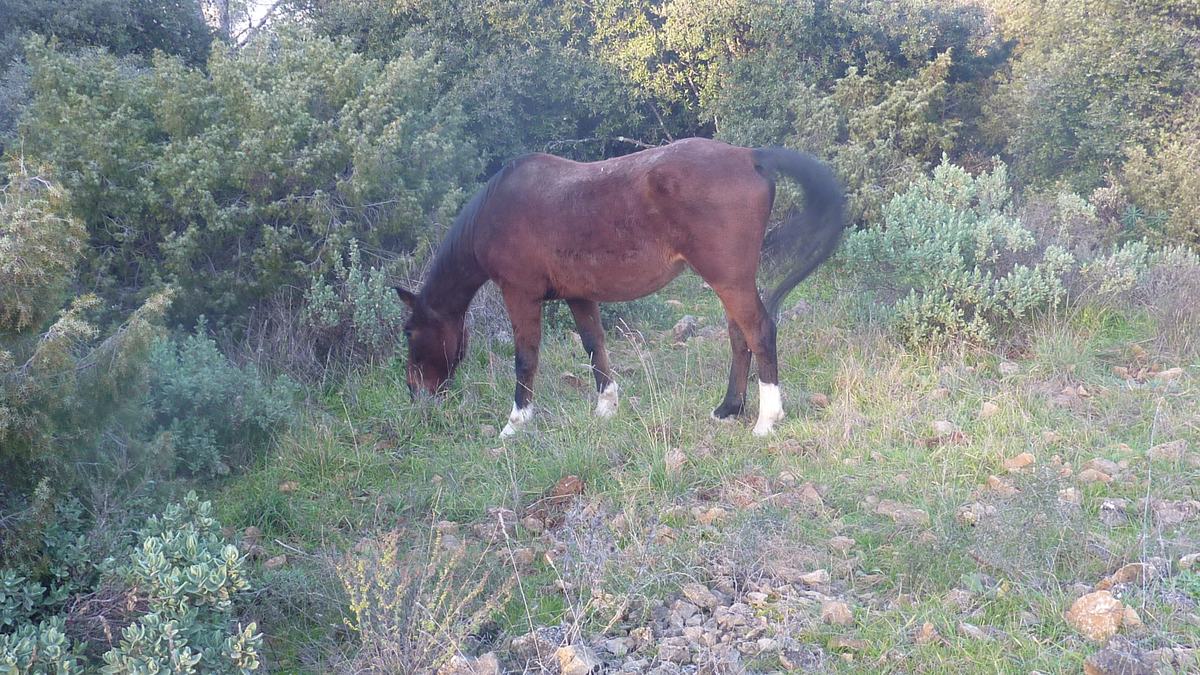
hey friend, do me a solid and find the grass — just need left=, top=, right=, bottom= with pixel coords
left=215, top=272, right=1200, bottom=672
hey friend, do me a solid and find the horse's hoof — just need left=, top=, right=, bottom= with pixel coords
left=500, top=404, right=533, bottom=438
left=595, top=382, right=619, bottom=418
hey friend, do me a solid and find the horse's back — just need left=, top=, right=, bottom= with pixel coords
left=474, top=138, right=773, bottom=301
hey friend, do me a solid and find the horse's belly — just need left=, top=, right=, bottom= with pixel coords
left=551, top=252, right=686, bottom=303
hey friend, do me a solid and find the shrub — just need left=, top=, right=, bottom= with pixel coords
left=19, top=29, right=480, bottom=327
left=338, top=530, right=513, bottom=673
left=147, top=327, right=300, bottom=477
left=302, top=240, right=409, bottom=366
left=1, top=492, right=261, bottom=673
left=842, top=159, right=1074, bottom=346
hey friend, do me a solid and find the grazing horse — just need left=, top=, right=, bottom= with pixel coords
left=395, top=137, right=845, bottom=437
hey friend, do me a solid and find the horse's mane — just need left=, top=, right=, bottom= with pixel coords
left=421, top=155, right=531, bottom=300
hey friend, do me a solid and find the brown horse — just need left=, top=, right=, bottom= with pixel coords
left=395, top=137, right=844, bottom=437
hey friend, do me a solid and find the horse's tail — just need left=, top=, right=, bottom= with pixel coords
left=752, top=147, right=846, bottom=317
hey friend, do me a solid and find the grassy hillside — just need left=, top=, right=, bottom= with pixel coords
left=217, top=272, right=1200, bottom=672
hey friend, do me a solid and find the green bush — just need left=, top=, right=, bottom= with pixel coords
left=303, top=240, right=410, bottom=366
left=19, top=28, right=480, bottom=327
left=843, top=159, right=1074, bottom=346
left=1, top=492, right=260, bottom=673
left=147, top=328, right=299, bottom=477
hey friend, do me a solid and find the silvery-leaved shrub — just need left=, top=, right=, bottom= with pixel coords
left=1, top=492, right=260, bottom=673
left=843, top=159, right=1074, bottom=345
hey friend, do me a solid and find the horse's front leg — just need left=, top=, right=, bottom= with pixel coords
left=567, top=299, right=618, bottom=417
left=500, top=294, right=543, bottom=438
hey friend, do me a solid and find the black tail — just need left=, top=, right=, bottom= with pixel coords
left=752, top=147, right=846, bottom=317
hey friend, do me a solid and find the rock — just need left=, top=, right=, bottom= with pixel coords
left=602, top=638, right=631, bottom=658
left=1083, top=636, right=1154, bottom=675
left=1155, top=367, right=1184, bottom=381
left=1058, top=487, right=1083, bottom=506
left=263, top=554, right=287, bottom=570
left=440, top=653, right=501, bottom=675
left=820, top=600, right=854, bottom=626
left=1066, top=590, right=1127, bottom=642
left=931, top=420, right=958, bottom=436
left=1002, top=452, right=1036, bottom=472
left=875, top=499, right=930, bottom=526
left=664, top=448, right=687, bottom=477
left=1083, top=458, right=1121, bottom=476
left=512, top=628, right=563, bottom=661
left=800, top=569, right=831, bottom=586
left=1096, top=562, right=1157, bottom=591
left=945, top=588, right=974, bottom=611
left=828, top=536, right=856, bottom=553
left=1078, top=468, right=1113, bottom=484
left=557, top=644, right=602, bottom=675
left=980, top=401, right=1000, bottom=419
left=658, top=638, right=691, bottom=664
left=756, top=637, right=780, bottom=653
left=671, top=599, right=699, bottom=622
left=956, top=501, right=997, bottom=526
left=915, top=621, right=940, bottom=645
left=1148, top=439, right=1188, bottom=462
left=986, top=474, right=1019, bottom=496
left=957, top=622, right=988, bottom=640
left=1139, top=498, right=1200, bottom=527
left=681, top=582, right=719, bottom=610
left=693, top=506, right=728, bottom=526
left=1099, top=498, right=1129, bottom=526
left=1122, top=607, right=1143, bottom=630
left=672, top=315, right=699, bottom=342
left=510, top=547, right=536, bottom=566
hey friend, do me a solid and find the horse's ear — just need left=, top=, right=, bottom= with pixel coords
left=395, top=287, right=418, bottom=310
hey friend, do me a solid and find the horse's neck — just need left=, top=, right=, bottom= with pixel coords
left=421, top=252, right=487, bottom=320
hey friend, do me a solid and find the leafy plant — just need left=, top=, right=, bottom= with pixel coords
left=842, top=159, right=1073, bottom=345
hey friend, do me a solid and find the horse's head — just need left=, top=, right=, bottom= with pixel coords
left=396, top=287, right=467, bottom=398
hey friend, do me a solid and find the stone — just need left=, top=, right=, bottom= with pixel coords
left=440, top=653, right=501, bottom=675
left=799, top=569, right=831, bottom=586
left=512, top=628, right=563, bottom=661
left=915, top=621, right=940, bottom=645
left=602, top=638, right=631, bottom=657
left=1083, top=636, right=1154, bottom=675
left=1148, top=439, right=1188, bottom=462
left=1078, top=468, right=1113, bottom=484
left=1083, top=458, right=1121, bottom=476
left=658, top=638, right=691, bottom=664
left=681, top=582, right=719, bottom=610
left=665, top=448, right=687, bottom=477
left=829, top=536, right=856, bottom=553
left=1099, top=498, right=1129, bottom=526
left=1003, top=452, right=1036, bottom=472
left=557, top=644, right=602, bottom=675
left=957, top=622, right=988, bottom=640
left=1096, top=562, right=1157, bottom=591
left=672, top=315, right=699, bottom=342
left=820, top=600, right=854, bottom=626
left=1066, top=591, right=1127, bottom=642
left=875, top=499, right=930, bottom=526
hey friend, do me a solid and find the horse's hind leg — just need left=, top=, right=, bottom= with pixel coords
left=567, top=299, right=618, bottom=417
left=499, top=292, right=543, bottom=438
left=712, top=286, right=783, bottom=436
left=712, top=318, right=750, bottom=419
